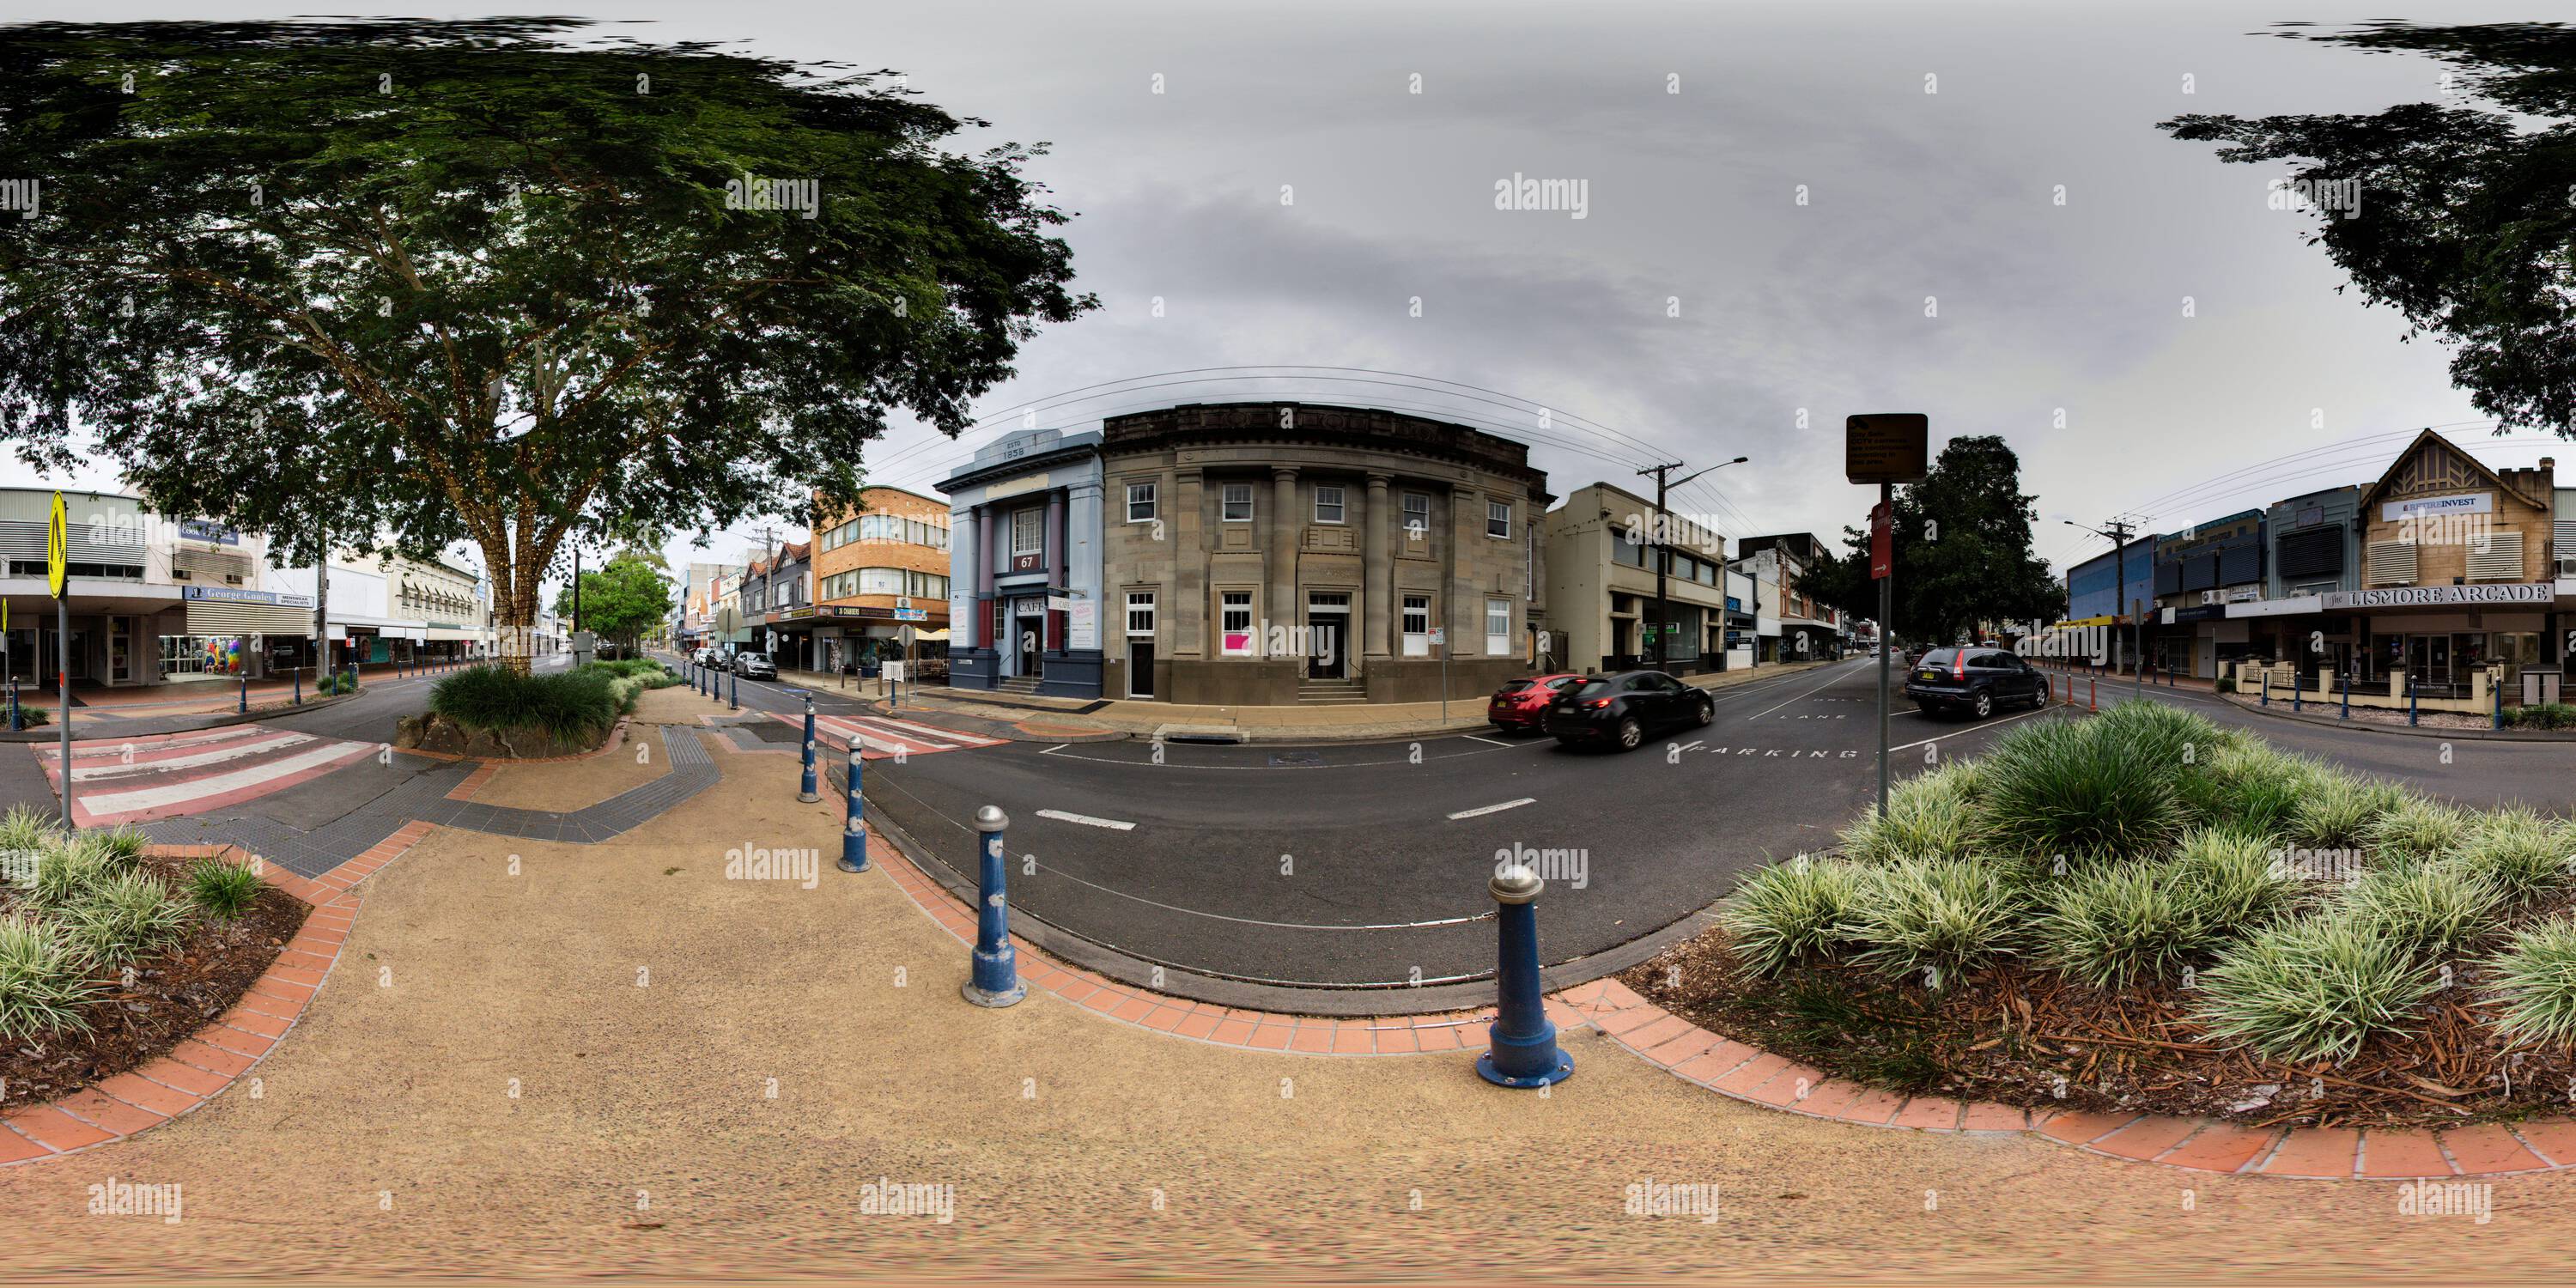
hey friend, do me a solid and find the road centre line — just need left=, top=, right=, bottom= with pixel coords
left=1036, top=808, right=1137, bottom=831
left=1447, top=797, right=1536, bottom=820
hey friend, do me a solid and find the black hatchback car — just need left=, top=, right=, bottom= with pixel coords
left=1904, top=647, right=2049, bottom=720
left=1542, top=670, right=1715, bottom=751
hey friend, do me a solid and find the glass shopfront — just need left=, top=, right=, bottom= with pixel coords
left=2382, top=630, right=2541, bottom=698
left=159, top=634, right=247, bottom=680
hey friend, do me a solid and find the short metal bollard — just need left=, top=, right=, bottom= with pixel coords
left=962, top=805, right=1024, bottom=1007
left=2494, top=675, right=2504, bottom=731
left=7, top=679, right=17, bottom=731
left=729, top=669, right=739, bottom=711
left=837, top=743, right=868, bottom=873
left=2259, top=671, right=2269, bottom=708
left=1478, top=865, right=1572, bottom=1088
left=238, top=671, right=247, bottom=714
left=2340, top=670, right=2350, bottom=720
left=293, top=668, right=302, bottom=705
left=2409, top=677, right=2420, bottom=727
left=799, top=694, right=821, bottom=803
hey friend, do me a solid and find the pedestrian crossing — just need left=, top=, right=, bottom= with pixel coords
left=33, top=723, right=378, bottom=827
left=771, top=711, right=1006, bottom=761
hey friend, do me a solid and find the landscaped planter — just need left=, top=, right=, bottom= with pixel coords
left=1633, top=700, right=2576, bottom=1130
left=393, top=711, right=609, bottom=760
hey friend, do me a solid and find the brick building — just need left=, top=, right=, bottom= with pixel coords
left=810, top=486, right=952, bottom=674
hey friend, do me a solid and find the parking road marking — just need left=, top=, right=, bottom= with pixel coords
left=1447, top=797, right=1536, bottom=820
left=1036, top=808, right=1137, bottom=831
left=1462, top=734, right=1515, bottom=747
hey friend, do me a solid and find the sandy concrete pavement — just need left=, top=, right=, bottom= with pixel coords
left=0, top=733, right=2566, bottom=1284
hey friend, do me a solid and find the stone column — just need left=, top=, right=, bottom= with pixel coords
left=1271, top=466, right=1299, bottom=632
left=1067, top=477, right=1103, bottom=642
left=975, top=507, right=995, bottom=648
left=950, top=506, right=977, bottom=647
left=1449, top=483, right=1482, bottom=654
left=1175, top=467, right=1206, bottom=658
left=1364, top=472, right=1392, bottom=659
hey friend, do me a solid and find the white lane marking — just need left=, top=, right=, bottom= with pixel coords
left=76, top=740, right=371, bottom=816
left=823, top=714, right=960, bottom=750
left=70, top=732, right=313, bottom=781
left=1036, top=808, right=1136, bottom=831
left=1448, top=797, right=1536, bottom=820
left=1040, top=744, right=1069, bottom=755
left=1742, top=668, right=1865, bottom=721
left=864, top=713, right=991, bottom=744
left=1674, top=739, right=1704, bottom=753
left=1462, top=734, right=1515, bottom=747
left=1888, top=703, right=2057, bottom=752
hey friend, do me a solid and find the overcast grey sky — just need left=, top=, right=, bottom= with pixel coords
left=10, top=1, right=2564, bottom=586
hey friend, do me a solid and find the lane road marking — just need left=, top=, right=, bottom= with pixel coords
left=1036, top=808, right=1137, bottom=831
left=1448, top=797, right=1536, bottom=820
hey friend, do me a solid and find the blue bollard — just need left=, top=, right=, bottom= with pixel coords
left=2293, top=671, right=2301, bottom=713
left=293, top=667, right=302, bottom=706
left=2494, top=672, right=2504, bottom=731
left=1478, top=865, right=1573, bottom=1088
left=7, top=678, right=17, bottom=731
left=2409, top=677, right=2419, bottom=727
left=2341, top=670, right=2349, bottom=721
left=962, top=805, right=1024, bottom=1007
left=238, top=671, right=247, bottom=714
left=729, top=669, right=739, bottom=711
left=799, top=694, right=820, bottom=803
left=838, top=743, right=868, bottom=873
left=2260, top=671, right=2269, bottom=707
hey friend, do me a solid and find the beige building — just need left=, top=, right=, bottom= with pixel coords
left=2346, top=429, right=2559, bottom=695
left=1097, top=403, right=1550, bottom=705
left=1543, top=483, right=1732, bottom=675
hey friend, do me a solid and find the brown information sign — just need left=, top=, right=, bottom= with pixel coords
left=1845, top=413, right=1929, bottom=485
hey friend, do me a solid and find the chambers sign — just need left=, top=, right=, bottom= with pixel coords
left=2324, top=583, right=2552, bottom=610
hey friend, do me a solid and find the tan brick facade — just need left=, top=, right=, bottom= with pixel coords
left=1097, top=404, right=1549, bottom=705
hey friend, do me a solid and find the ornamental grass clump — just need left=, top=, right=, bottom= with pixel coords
left=430, top=665, right=623, bottom=744
left=2194, top=910, right=2439, bottom=1063
left=185, top=856, right=265, bottom=920
left=2451, top=807, right=2575, bottom=905
left=2037, top=860, right=2221, bottom=989
left=2487, top=919, right=2576, bottom=1046
left=2189, top=740, right=2318, bottom=839
left=1837, top=762, right=1984, bottom=865
left=2340, top=862, right=2503, bottom=963
left=1844, top=856, right=2027, bottom=987
left=2288, top=773, right=2409, bottom=849
left=28, top=837, right=115, bottom=909
left=1974, top=712, right=2188, bottom=862
left=64, top=869, right=192, bottom=967
left=0, top=910, right=100, bottom=1040
left=2169, top=825, right=2306, bottom=928
left=2359, top=796, right=2474, bottom=865
left=1719, top=857, right=1868, bottom=977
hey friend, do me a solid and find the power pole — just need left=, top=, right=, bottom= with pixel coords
left=1636, top=455, right=1747, bottom=671
left=2064, top=516, right=2142, bottom=702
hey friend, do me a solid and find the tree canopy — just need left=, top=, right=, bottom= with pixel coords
left=0, top=18, right=1093, bottom=663
left=553, top=549, right=671, bottom=654
left=2162, top=21, right=2576, bottom=436
left=1801, top=435, right=2064, bottom=645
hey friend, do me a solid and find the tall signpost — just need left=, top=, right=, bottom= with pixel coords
left=1846, top=415, right=1929, bottom=822
left=46, top=492, right=70, bottom=829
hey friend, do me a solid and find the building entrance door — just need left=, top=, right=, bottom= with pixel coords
left=1307, top=616, right=1346, bottom=678
left=107, top=616, right=132, bottom=684
left=1128, top=641, right=1155, bottom=698
left=1013, top=603, right=1043, bottom=677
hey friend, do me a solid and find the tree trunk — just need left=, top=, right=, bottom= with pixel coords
left=476, top=535, right=543, bottom=677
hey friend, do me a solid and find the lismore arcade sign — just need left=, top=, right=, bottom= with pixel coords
left=2323, top=583, right=2553, bottom=611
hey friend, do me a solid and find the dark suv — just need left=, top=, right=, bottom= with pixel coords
left=1905, top=647, right=2048, bottom=720
left=1542, top=670, right=1715, bottom=751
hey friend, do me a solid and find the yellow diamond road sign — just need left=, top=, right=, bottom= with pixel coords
left=45, top=490, right=66, bottom=598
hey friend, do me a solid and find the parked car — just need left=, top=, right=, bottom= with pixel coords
left=732, top=652, right=778, bottom=680
left=1486, top=672, right=1583, bottom=733
left=1542, top=670, right=1715, bottom=751
left=1904, top=647, right=2049, bottom=720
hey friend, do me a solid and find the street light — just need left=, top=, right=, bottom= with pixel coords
left=2063, top=518, right=2144, bottom=702
left=1637, top=455, right=1749, bottom=671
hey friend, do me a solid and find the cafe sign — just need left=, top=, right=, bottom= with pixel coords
left=2324, top=583, right=2552, bottom=610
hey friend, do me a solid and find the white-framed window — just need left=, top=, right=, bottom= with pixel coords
left=1401, top=594, right=1431, bottom=657
left=1486, top=500, right=1512, bottom=538
left=1012, top=507, right=1044, bottom=556
left=1220, top=591, right=1255, bottom=654
left=859, top=568, right=904, bottom=595
left=1314, top=485, right=1346, bottom=525
left=1126, top=591, right=1156, bottom=636
left=1401, top=492, right=1431, bottom=538
left=1127, top=482, right=1157, bottom=523
left=1485, top=598, right=1511, bottom=656
left=1222, top=484, right=1254, bottom=522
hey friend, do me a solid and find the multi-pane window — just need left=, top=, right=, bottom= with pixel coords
left=1223, top=484, right=1254, bottom=522
left=1012, top=507, right=1044, bottom=555
left=860, top=568, right=904, bottom=595
left=1485, top=598, right=1510, bottom=656
left=1127, top=483, right=1157, bottom=523
left=1401, top=493, right=1431, bottom=537
left=1487, top=500, right=1512, bottom=538
left=1401, top=595, right=1431, bottom=656
left=1314, top=485, right=1346, bottom=525
left=1220, top=591, right=1255, bottom=655
left=1126, top=592, right=1156, bottom=636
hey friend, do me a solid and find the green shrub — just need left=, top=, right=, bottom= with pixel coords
left=0, top=803, right=61, bottom=884
left=2487, top=918, right=2576, bottom=1046
left=2194, top=911, right=2437, bottom=1062
left=2341, top=862, right=2503, bottom=961
left=2169, top=826, right=2303, bottom=928
left=30, top=840, right=114, bottom=908
left=582, top=658, right=678, bottom=690
left=2360, top=797, right=2473, bottom=864
left=1719, top=856, right=1868, bottom=977
left=2185, top=740, right=2315, bottom=837
left=2038, top=861, right=2220, bottom=989
left=2288, top=774, right=2409, bottom=849
left=0, top=911, right=99, bottom=1039
left=2451, top=807, right=2573, bottom=904
left=1976, top=714, right=2187, bottom=861
left=2215, top=677, right=2236, bottom=694
left=185, top=856, right=265, bottom=920
left=9, top=705, right=49, bottom=727
left=93, top=824, right=151, bottom=866
left=2503, top=702, right=2576, bottom=730
left=317, top=670, right=361, bottom=696
left=1844, top=856, right=2028, bottom=986
left=64, top=870, right=192, bottom=966
left=1838, top=762, right=1985, bottom=864
left=429, top=665, right=623, bottom=744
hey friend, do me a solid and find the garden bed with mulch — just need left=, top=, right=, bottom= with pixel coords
left=0, top=832, right=307, bottom=1115
left=1625, top=700, right=2576, bottom=1132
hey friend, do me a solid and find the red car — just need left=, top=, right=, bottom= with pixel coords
left=1487, top=672, right=1583, bottom=733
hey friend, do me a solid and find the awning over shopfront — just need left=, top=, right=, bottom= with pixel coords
left=180, top=585, right=313, bottom=635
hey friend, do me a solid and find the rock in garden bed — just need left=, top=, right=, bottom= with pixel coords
left=0, top=817, right=307, bottom=1115
left=1629, top=699, right=2576, bottom=1131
